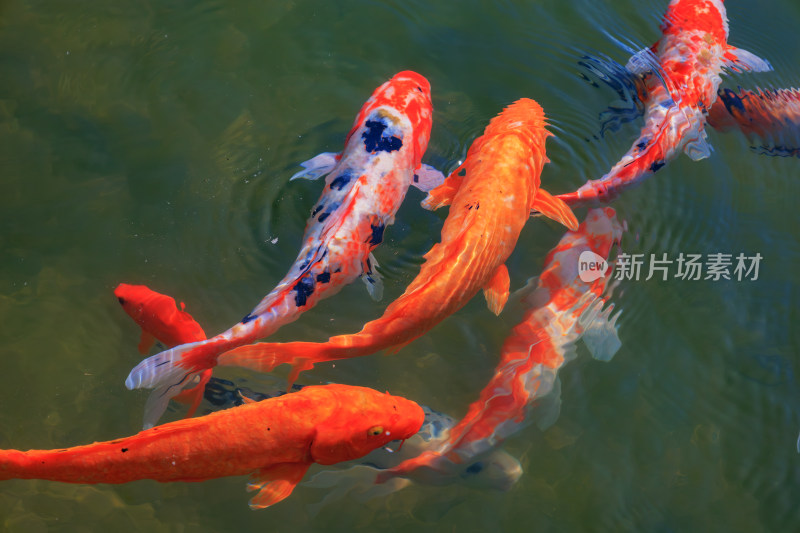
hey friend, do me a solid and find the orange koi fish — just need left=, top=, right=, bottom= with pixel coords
left=115, top=283, right=211, bottom=419
left=708, top=86, right=800, bottom=156
left=379, top=208, right=623, bottom=483
left=214, top=98, right=578, bottom=383
left=126, top=71, right=444, bottom=427
left=558, top=0, right=771, bottom=206
left=0, top=384, right=424, bottom=510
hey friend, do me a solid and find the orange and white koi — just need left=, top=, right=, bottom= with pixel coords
left=0, top=384, right=424, bottom=510
left=115, top=283, right=212, bottom=418
left=558, top=0, right=771, bottom=206
left=708, top=86, right=800, bottom=156
left=212, top=98, right=578, bottom=383
left=126, top=71, right=443, bottom=427
left=378, top=208, right=623, bottom=483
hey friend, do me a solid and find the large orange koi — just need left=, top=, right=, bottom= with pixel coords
left=214, top=98, right=578, bottom=383
left=0, top=384, right=424, bottom=509
left=126, top=71, right=444, bottom=426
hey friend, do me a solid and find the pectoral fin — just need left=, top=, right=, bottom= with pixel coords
left=722, top=46, right=772, bottom=73
left=137, top=330, right=156, bottom=354
left=625, top=47, right=659, bottom=75
left=531, top=189, right=579, bottom=231
left=247, top=463, right=311, bottom=509
left=483, top=264, right=510, bottom=316
left=412, top=163, right=446, bottom=192
left=290, top=152, right=340, bottom=181
left=421, top=163, right=466, bottom=210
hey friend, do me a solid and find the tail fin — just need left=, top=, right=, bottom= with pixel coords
left=126, top=341, right=212, bottom=428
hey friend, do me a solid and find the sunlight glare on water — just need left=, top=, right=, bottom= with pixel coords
left=1, top=0, right=799, bottom=531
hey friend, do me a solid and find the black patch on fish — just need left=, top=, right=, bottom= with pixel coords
left=329, top=171, right=353, bottom=191
left=316, top=271, right=331, bottom=284
left=367, top=222, right=385, bottom=245
left=117, top=297, right=126, bottom=305
left=155, top=360, right=169, bottom=368
left=317, top=201, right=340, bottom=224
left=362, top=119, right=402, bottom=153
left=636, top=138, right=649, bottom=150
left=121, top=448, right=129, bottom=453
left=413, top=174, right=419, bottom=183
left=465, top=462, right=484, bottom=475
left=241, top=313, right=257, bottom=324
left=293, top=275, right=316, bottom=307
left=416, top=86, right=423, bottom=92
left=311, top=203, right=324, bottom=217
left=458, top=168, right=466, bottom=176
left=719, top=88, right=745, bottom=115
left=650, top=160, right=665, bottom=172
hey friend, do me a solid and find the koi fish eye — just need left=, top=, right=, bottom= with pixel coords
left=367, top=426, right=384, bottom=437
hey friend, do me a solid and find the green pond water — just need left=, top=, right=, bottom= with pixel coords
left=1, top=0, right=799, bottom=531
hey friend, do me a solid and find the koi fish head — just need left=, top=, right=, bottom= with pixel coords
left=662, top=0, right=728, bottom=42
left=310, top=386, right=425, bottom=465
left=345, top=71, right=433, bottom=166
left=115, top=283, right=159, bottom=324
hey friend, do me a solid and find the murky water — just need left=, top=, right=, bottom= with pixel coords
left=1, top=0, right=799, bottom=531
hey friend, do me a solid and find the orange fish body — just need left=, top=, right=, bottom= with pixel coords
left=558, top=0, right=771, bottom=205
left=380, top=208, right=623, bottom=482
left=115, top=283, right=206, bottom=352
left=0, top=384, right=424, bottom=509
left=215, top=99, right=578, bottom=382
left=115, top=283, right=211, bottom=416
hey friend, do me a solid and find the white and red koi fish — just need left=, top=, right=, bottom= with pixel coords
left=126, top=71, right=444, bottom=427
left=377, top=208, right=624, bottom=484
left=558, top=0, right=771, bottom=206
left=708, top=86, right=800, bottom=156
left=208, top=98, right=578, bottom=384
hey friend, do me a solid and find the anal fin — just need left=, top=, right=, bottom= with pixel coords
left=247, top=463, right=311, bottom=509
left=483, top=264, right=510, bottom=316
left=531, top=189, right=579, bottom=231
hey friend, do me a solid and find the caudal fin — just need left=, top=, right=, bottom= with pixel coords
left=126, top=340, right=215, bottom=427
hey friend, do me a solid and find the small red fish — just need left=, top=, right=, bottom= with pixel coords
left=127, top=71, right=444, bottom=427
left=115, top=283, right=210, bottom=420
left=557, top=0, right=771, bottom=205
left=0, top=384, right=424, bottom=510
left=212, top=98, right=578, bottom=383
left=379, top=208, right=623, bottom=483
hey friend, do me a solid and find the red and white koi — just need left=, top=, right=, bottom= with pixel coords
left=558, top=0, right=772, bottom=206
left=378, top=208, right=624, bottom=483
left=126, top=71, right=444, bottom=427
